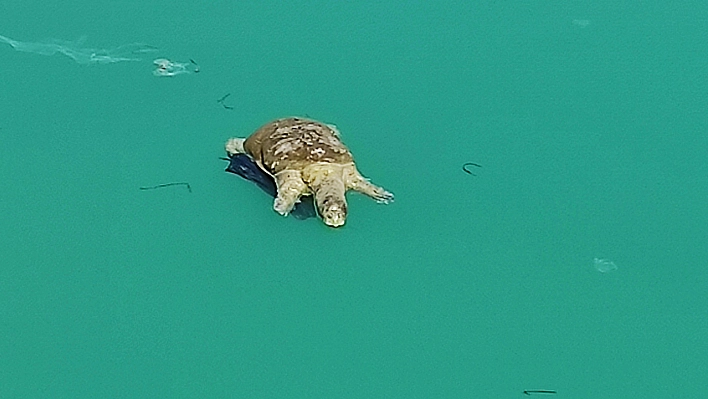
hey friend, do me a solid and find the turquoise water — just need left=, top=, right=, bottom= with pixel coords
left=1, top=1, right=707, bottom=398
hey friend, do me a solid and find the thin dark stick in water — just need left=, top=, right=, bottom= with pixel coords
left=217, top=93, right=234, bottom=110
left=462, top=162, right=482, bottom=175
left=140, top=182, right=192, bottom=193
left=190, top=59, right=200, bottom=73
left=523, top=390, right=557, bottom=395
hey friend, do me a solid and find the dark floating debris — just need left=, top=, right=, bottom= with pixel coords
left=140, top=182, right=192, bottom=193
left=462, top=162, right=482, bottom=175
left=523, top=390, right=557, bottom=395
left=223, top=154, right=317, bottom=220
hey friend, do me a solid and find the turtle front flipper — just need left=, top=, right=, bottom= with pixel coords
left=345, top=166, right=394, bottom=204
left=225, top=138, right=246, bottom=155
left=273, top=170, right=308, bottom=216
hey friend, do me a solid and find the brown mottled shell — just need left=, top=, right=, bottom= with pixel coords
left=243, top=117, right=354, bottom=175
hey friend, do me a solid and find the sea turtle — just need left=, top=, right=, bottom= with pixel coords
left=225, top=117, right=394, bottom=227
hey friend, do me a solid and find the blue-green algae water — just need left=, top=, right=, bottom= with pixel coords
left=1, top=1, right=707, bottom=398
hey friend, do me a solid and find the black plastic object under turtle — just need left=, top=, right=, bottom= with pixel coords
left=224, top=154, right=317, bottom=220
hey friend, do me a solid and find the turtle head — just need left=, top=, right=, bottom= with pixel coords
left=318, top=195, right=348, bottom=227
left=308, top=165, right=348, bottom=228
